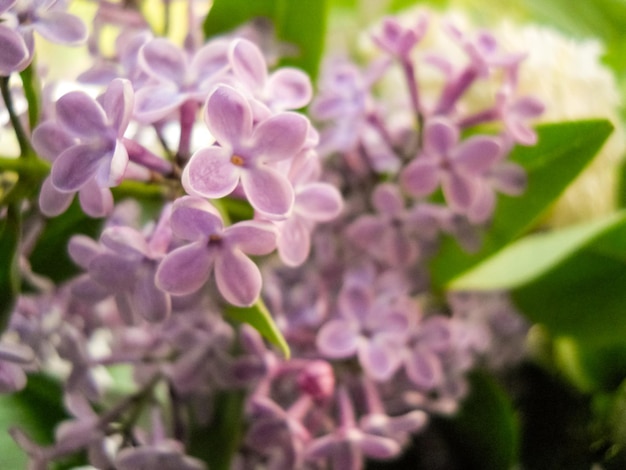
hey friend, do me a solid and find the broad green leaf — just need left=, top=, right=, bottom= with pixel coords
left=203, top=0, right=328, bottom=79
left=28, top=199, right=103, bottom=284
left=274, top=0, right=328, bottom=79
left=0, top=374, right=68, bottom=470
left=431, top=119, right=614, bottom=287
left=226, top=298, right=290, bottom=358
left=0, top=204, right=21, bottom=334
left=439, top=371, right=518, bottom=470
left=450, top=211, right=626, bottom=346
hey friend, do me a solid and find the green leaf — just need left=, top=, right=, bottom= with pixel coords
left=226, top=298, right=290, bottom=358
left=28, top=199, right=103, bottom=283
left=450, top=211, right=626, bottom=346
left=0, top=204, right=21, bottom=334
left=0, top=374, right=68, bottom=470
left=439, top=371, right=518, bottom=470
left=431, top=119, right=614, bottom=287
left=203, top=0, right=328, bottom=79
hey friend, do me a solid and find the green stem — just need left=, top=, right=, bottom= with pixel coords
left=0, top=76, right=33, bottom=158
left=19, top=63, right=40, bottom=131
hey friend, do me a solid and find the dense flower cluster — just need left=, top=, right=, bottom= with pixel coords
left=0, top=3, right=542, bottom=469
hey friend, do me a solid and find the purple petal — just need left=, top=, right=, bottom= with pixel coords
left=358, top=339, right=402, bottom=381
left=134, top=85, right=185, bottom=123
left=94, top=140, right=127, bottom=188
left=99, top=78, right=133, bottom=135
left=423, top=118, right=458, bottom=156
left=0, top=0, right=16, bottom=15
left=295, top=183, right=343, bottom=222
left=156, top=242, right=214, bottom=295
left=467, top=182, right=495, bottom=224
left=169, top=196, right=223, bottom=241
left=139, top=38, right=186, bottom=85
left=100, top=226, right=149, bottom=257
left=214, top=248, right=262, bottom=306
left=491, top=162, right=526, bottom=195
left=251, top=112, right=309, bottom=162
left=510, top=95, right=544, bottom=118
left=88, top=254, right=138, bottom=291
left=0, top=25, right=29, bottom=75
left=181, top=146, right=240, bottom=199
left=0, top=362, right=27, bottom=393
left=132, top=263, right=171, bottom=322
left=267, top=68, right=313, bottom=109
left=205, top=85, right=253, bottom=149
left=405, top=349, right=442, bottom=390
left=454, top=136, right=501, bottom=175
left=241, top=165, right=294, bottom=217
left=39, top=176, right=73, bottom=216
left=51, top=144, right=106, bottom=192
left=68, top=235, right=101, bottom=268
left=442, top=172, right=476, bottom=212
left=225, top=220, right=277, bottom=255
left=56, top=91, right=108, bottom=139
left=356, top=434, right=401, bottom=459
left=229, top=39, right=267, bottom=92
left=78, top=181, right=113, bottom=218
left=277, top=217, right=311, bottom=267
left=346, top=216, right=387, bottom=251
left=191, top=38, right=230, bottom=88
left=372, top=183, right=403, bottom=215
left=316, top=320, right=359, bottom=358
left=32, top=121, right=75, bottom=162
left=400, top=158, right=440, bottom=197
left=34, top=11, right=87, bottom=45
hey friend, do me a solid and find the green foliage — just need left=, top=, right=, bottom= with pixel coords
left=439, top=371, right=519, bottom=470
left=226, top=298, right=291, bottom=358
left=203, top=0, right=329, bottom=79
left=0, top=374, right=68, bottom=469
left=450, top=211, right=626, bottom=347
left=0, top=204, right=21, bottom=334
left=431, top=119, right=614, bottom=287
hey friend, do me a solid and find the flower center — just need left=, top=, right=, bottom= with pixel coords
left=230, top=155, right=245, bottom=166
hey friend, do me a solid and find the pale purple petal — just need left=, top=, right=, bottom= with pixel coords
left=205, top=85, right=253, bottom=149
left=39, top=176, right=73, bottom=216
left=34, top=11, right=87, bottom=45
left=51, top=144, right=107, bottom=192
left=156, top=242, right=214, bottom=295
left=251, top=112, right=308, bottom=162
left=134, top=85, right=186, bottom=123
left=356, top=434, right=402, bottom=459
left=182, top=146, right=240, bottom=199
left=132, top=264, right=171, bottom=322
left=295, top=183, right=343, bottom=221
left=405, top=349, right=442, bottom=390
left=191, top=38, right=230, bottom=88
left=100, top=226, right=149, bottom=257
left=400, top=158, right=440, bottom=197
left=68, top=235, right=101, bottom=268
left=214, top=248, right=262, bottom=306
left=225, top=220, right=277, bottom=255
left=99, top=78, right=133, bottom=135
left=88, top=254, right=138, bottom=291
left=241, top=165, right=294, bottom=217
left=316, top=320, right=359, bottom=358
left=0, top=0, right=15, bottom=15
left=229, top=38, right=267, bottom=92
left=358, top=339, right=402, bottom=381
left=424, top=118, right=458, bottom=156
left=491, top=162, right=526, bottom=195
left=0, top=362, right=27, bottom=393
left=467, top=182, right=495, bottom=224
left=267, top=68, right=312, bottom=109
left=454, top=136, right=501, bottom=175
left=346, top=216, right=387, bottom=252
left=442, top=172, right=476, bottom=212
left=32, top=121, right=75, bottom=162
left=372, top=183, right=403, bottom=215
left=78, top=182, right=113, bottom=218
left=56, top=91, right=108, bottom=139
left=139, top=38, right=186, bottom=85
left=94, top=140, right=127, bottom=188
left=0, top=26, right=29, bottom=75
left=277, top=217, right=311, bottom=267
left=169, top=196, right=223, bottom=241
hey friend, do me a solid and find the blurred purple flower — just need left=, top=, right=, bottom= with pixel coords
left=156, top=196, right=277, bottom=306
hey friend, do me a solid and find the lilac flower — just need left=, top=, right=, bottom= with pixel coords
left=0, top=0, right=29, bottom=75
left=182, top=85, right=308, bottom=217
left=371, top=14, right=428, bottom=59
left=156, top=196, right=277, bottom=306
left=0, top=341, right=34, bottom=393
left=115, top=441, right=206, bottom=470
left=134, top=37, right=230, bottom=122
left=304, top=387, right=401, bottom=469
left=35, top=78, right=133, bottom=193
left=400, top=117, right=502, bottom=214
left=316, top=272, right=412, bottom=381
left=229, top=38, right=313, bottom=111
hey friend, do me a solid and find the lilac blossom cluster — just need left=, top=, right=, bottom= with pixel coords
left=0, top=5, right=541, bottom=470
